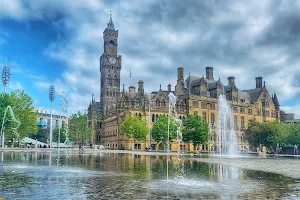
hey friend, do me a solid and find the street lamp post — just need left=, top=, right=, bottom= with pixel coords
left=148, top=94, right=151, bottom=149
left=58, top=90, right=67, bottom=148
left=1, top=58, right=10, bottom=148
left=49, top=83, right=55, bottom=148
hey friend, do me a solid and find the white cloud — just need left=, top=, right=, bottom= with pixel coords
left=8, top=81, right=22, bottom=90
left=1, top=0, right=300, bottom=117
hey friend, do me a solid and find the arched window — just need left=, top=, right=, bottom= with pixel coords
left=156, top=114, right=159, bottom=120
left=114, top=75, right=117, bottom=87
left=202, top=112, right=206, bottom=123
left=241, top=117, right=245, bottom=128
left=234, top=116, right=238, bottom=126
left=107, top=74, right=111, bottom=86
left=180, top=102, right=184, bottom=109
left=182, top=116, right=185, bottom=121
left=109, top=40, right=115, bottom=45
left=161, top=99, right=165, bottom=107
left=210, top=113, right=215, bottom=125
left=152, top=114, right=155, bottom=122
left=156, top=99, right=160, bottom=106
left=139, top=113, right=142, bottom=118
left=179, top=116, right=182, bottom=120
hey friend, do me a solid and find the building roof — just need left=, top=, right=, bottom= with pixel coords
left=36, top=112, right=67, bottom=119
left=273, top=93, right=280, bottom=106
left=242, top=88, right=263, bottom=103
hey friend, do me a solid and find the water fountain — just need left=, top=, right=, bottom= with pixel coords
left=167, top=92, right=183, bottom=179
left=217, top=93, right=238, bottom=155
left=0, top=105, right=21, bottom=148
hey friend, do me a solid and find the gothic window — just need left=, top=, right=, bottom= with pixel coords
left=114, top=75, right=117, bottom=87
left=139, top=113, right=142, bottom=118
left=240, top=107, right=245, bottom=113
left=182, top=116, right=185, bottom=121
left=232, top=106, right=238, bottom=113
left=156, top=99, right=160, bottom=107
left=241, top=117, right=245, bottom=128
left=156, top=114, right=159, bottom=120
left=107, top=74, right=112, bottom=86
left=201, top=102, right=207, bottom=109
left=193, top=101, right=198, bottom=107
left=180, top=102, right=184, bottom=109
left=257, top=109, right=261, bottom=116
left=262, top=99, right=266, bottom=107
left=179, top=116, right=182, bottom=120
left=248, top=109, right=252, bottom=114
left=234, top=116, right=238, bottom=127
left=152, top=114, right=155, bottom=122
left=161, top=99, right=166, bottom=107
left=202, top=112, right=206, bottom=123
left=210, top=113, right=215, bottom=125
left=135, top=98, right=140, bottom=106
left=210, top=103, right=215, bottom=110
left=109, top=40, right=115, bottom=46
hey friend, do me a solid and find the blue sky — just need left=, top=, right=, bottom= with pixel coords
left=0, top=0, right=299, bottom=118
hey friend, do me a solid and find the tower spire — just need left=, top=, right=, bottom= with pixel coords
left=107, top=11, right=115, bottom=30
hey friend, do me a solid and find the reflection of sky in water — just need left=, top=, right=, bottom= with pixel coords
left=0, top=151, right=299, bottom=199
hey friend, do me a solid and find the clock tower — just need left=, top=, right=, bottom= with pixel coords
left=100, top=13, right=122, bottom=115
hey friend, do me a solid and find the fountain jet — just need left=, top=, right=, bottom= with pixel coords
left=217, top=94, right=238, bottom=155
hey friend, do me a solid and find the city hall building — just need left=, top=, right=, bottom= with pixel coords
left=87, top=15, right=280, bottom=151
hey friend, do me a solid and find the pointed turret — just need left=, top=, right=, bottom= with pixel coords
left=273, top=92, right=280, bottom=107
left=107, top=11, right=115, bottom=31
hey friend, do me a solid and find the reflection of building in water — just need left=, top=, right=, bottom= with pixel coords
left=88, top=14, right=281, bottom=151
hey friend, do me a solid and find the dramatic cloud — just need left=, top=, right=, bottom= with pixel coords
left=1, top=0, right=300, bottom=117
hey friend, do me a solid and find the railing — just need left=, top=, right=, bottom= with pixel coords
left=37, top=122, right=48, bottom=126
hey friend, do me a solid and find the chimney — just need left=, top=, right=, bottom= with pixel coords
left=168, top=84, right=171, bottom=92
left=177, top=67, right=184, bottom=80
left=138, top=80, right=144, bottom=94
left=129, top=86, right=136, bottom=93
left=255, top=77, right=262, bottom=88
left=206, top=66, right=214, bottom=80
left=228, top=76, right=235, bottom=85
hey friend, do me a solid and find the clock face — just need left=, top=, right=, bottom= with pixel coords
left=109, top=57, right=117, bottom=64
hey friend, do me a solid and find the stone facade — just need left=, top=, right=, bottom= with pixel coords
left=87, top=16, right=281, bottom=151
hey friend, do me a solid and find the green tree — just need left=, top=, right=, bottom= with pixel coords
left=120, top=115, right=148, bottom=149
left=182, top=114, right=209, bottom=149
left=286, top=123, right=300, bottom=146
left=53, top=126, right=67, bottom=143
left=151, top=114, right=177, bottom=150
left=68, top=111, right=92, bottom=145
left=30, top=128, right=49, bottom=143
left=245, top=120, right=289, bottom=149
left=0, top=90, right=38, bottom=146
